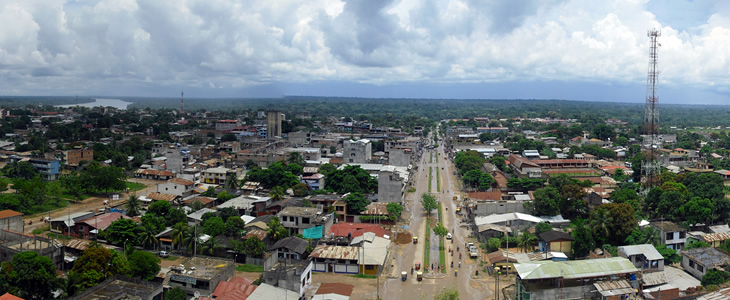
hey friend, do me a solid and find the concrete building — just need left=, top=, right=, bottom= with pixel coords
left=377, top=165, right=409, bottom=203
left=538, top=230, right=574, bottom=258
left=201, top=166, right=238, bottom=185
left=0, top=210, right=23, bottom=233
left=388, top=148, right=411, bottom=167
left=263, top=259, right=313, bottom=298
left=166, top=257, right=235, bottom=297
left=27, top=158, right=61, bottom=181
left=288, top=131, right=309, bottom=146
left=681, top=247, right=730, bottom=281
left=267, top=111, right=282, bottom=139
left=278, top=206, right=333, bottom=236
left=343, top=139, right=371, bottom=163
left=216, top=119, right=239, bottom=131
left=157, top=178, right=196, bottom=197
left=0, top=230, right=64, bottom=269
left=652, top=221, right=687, bottom=254
left=617, top=244, right=664, bottom=273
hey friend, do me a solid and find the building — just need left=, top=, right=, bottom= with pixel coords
left=187, top=208, right=217, bottom=226
left=377, top=165, right=409, bottom=203
left=72, top=212, right=131, bottom=240
left=538, top=230, right=574, bottom=258
left=278, top=206, right=323, bottom=236
left=157, top=178, right=196, bottom=197
left=269, top=236, right=310, bottom=260
left=216, top=119, right=239, bottom=131
left=246, top=283, right=298, bottom=300
left=210, top=277, right=257, bottom=300
left=0, top=230, right=64, bottom=269
left=64, top=148, right=94, bottom=167
left=314, top=283, right=354, bottom=300
left=508, top=155, right=542, bottom=178
left=474, top=212, right=544, bottom=233
left=28, top=158, right=61, bottom=180
left=201, top=166, right=237, bottom=185
left=309, top=245, right=360, bottom=274
left=50, top=211, right=95, bottom=234
left=301, top=173, right=325, bottom=191
left=388, top=148, right=412, bottom=167
left=217, top=195, right=272, bottom=215
left=681, top=247, right=730, bottom=281
left=652, top=221, right=687, bottom=254
left=514, top=257, right=639, bottom=300
left=343, top=139, right=372, bottom=163
left=0, top=210, right=23, bottom=233
left=263, top=259, right=313, bottom=298
left=67, top=275, right=163, bottom=300
left=617, top=244, right=664, bottom=272
left=134, top=169, right=174, bottom=180
left=166, top=257, right=235, bottom=297
left=267, top=111, right=282, bottom=139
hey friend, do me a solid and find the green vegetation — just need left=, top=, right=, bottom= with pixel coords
left=235, top=264, right=264, bottom=272
left=424, top=217, right=430, bottom=272
left=428, top=167, right=433, bottom=192
left=408, top=187, right=416, bottom=193
left=436, top=167, right=440, bottom=192
left=125, top=181, right=146, bottom=192
left=351, top=274, right=377, bottom=279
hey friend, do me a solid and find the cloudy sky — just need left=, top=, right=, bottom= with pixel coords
left=1, top=0, right=729, bottom=104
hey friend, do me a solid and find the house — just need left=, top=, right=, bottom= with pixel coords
left=0, top=231, right=65, bottom=269
left=210, top=277, right=257, bottom=300
left=508, top=155, right=542, bottom=178
left=27, top=158, right=61, bottom=180
left=144, top=192, right=179, bottom=204
left=681, top=247, right=730, bottom=281
left=514, top=257, right=639, bottom=300
left=269, top=236, right=310, bottom=260
left=328, top=223, right=392, bottom=240
left=0, top=210, right=23, bottom=233
left=217, top=195, right=272, bottom=216
left=309, top=245, right=360, bottom=274
left=263, top=259, right=313, bottom=298
left=349, top=232, right=390, bottom=275
left=617, top=244, right=664, bottom=273
left=49, top=211, right=95, bottom=234
left=652, top=221, right=687, bottom=254
left=187, top=208, right=217, bottom=226
left=378, top=165, right=409, bottom=203
left=474, top=212, right=544, bottom=233
left=487, top=250, right=563, bottom=274
left=476, top=224, right=511, bottom=243
left=201, top=166, right=241, bottom=185
left=278, top=206, right=322, bottom=236
left=314, top=283, right=354, bottom=300
left=0, top=293, right=23, bottom=300
left=64, top=148, right=94, bottom=167
left=183, top=196, right=216, bottom=209
left=134, top=169, right=174, bottom=180
left=301, top=173, right=325, bottom=191
left=166, top=256, right=234, bottom=297
left=157, top=178, right=196, bottom=197
left=695, top=232, right=730, bottom=248
left=246, top=283, right=299, bottom=300
left=360, top=202, right=388, bottom=223
left=538, top=230, right=574, bottom=258
left=72, top=212, right=131, bottom=240
left=67, top=275, right=163, bottom=300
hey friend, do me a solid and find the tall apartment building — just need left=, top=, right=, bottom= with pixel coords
left=267, top=111, right=282, bottom=139
left=343, top=139, right=372, bottom=163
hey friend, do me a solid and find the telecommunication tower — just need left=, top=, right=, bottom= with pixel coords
left=180, top=91, right=184, bottom=116
left=642, top=29, right=660, bottom=188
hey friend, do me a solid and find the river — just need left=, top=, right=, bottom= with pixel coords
left=55, top=98, right=133, bottom=110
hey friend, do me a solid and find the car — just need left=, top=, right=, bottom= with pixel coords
left=446, top=233, right=452, bottom=240
left=158, top=250, right=169, bottom=258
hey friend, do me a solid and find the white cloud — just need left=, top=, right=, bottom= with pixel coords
left=0, top=0, right=727, bottom=99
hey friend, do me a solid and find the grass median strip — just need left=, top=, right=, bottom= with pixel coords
left=424, top=217, right=430, bottom=273
left=428, top=167, right=432, bottom=193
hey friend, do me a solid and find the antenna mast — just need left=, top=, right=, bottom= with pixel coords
left=642, top=29, right=661, bottom=188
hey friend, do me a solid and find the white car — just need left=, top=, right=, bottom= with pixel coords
left=446, top=233, right=452, bottom=240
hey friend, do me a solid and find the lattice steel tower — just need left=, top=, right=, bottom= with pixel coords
left=642, top=29, right=660, bottom=188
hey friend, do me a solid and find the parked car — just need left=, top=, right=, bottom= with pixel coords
left=446, top=233, right=452, bottom=240
left=158, top=250, right=169, bottom=258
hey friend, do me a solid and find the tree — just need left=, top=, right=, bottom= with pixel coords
left=323, top=165, right=377, bottom=194
left=219, top=207, right=239, bottom=221
left=101, top=218, right=139, bottom=245
left=433, top=223, right=448, bottom=239
left=224, top=216, right=245, bottom=237
left=138, top=224, right=159, bottom=250
left=535, top=222, right=553, bottom=236
left=0, top=251, right=60, bottom=300
left=171, top=222, right=190, bottom=253
left=127, top=251, right=161, bottom=280
left=570, top=218, right=594, bottom=258
left=518, top=232, right=537, bottom=253
left=292, top=182, right=310, bottom=197
left=147, top=201, right=171, bottom=219
left=657, top=190, right=684, bottom=222
left=203, top=217, right=225, bottom=237
left=655, top=244, right=681, bottom=264
left=166, top=208, right=188, bottom=227
left=683, top=172, right=724, bottom=201
left=287, top=152, right=306, bottom=166
left=216, top=190, right=234, bottom=201
left=624, top=226, right=660, bottom=246
left=344, top=192, right=370, bottom=214
left=190, top=200, right=205, bottom=211
left=490, top=155, right=507, bottom=171
left=2, top=161, right=38, bottom=180
left=702, top=269, right=730, bottom=286
left=686, top=241, right=712, bottom=249
left=221, top=133, right=237, bottom=142
left=269, top=186, right=285, bottom=202
left=85, top=161, right=127, bottom=194
left=421, top=193, right=438, bottom=214
left=266, top=217, right=290, bottom=241
left=243, top=236, right=267, bottom=257
left=60, top=172, right=88, bottom=203
left=488, top=237, right=502, bottom=252
left=386, top=202, right=403, bottom=222
left=682, top=197, right=714, bottom=226
left=532, top=187, right=560, bottom=216
left=125, top=195, right=142, bottom=217
left=165, top=287, right=187, bottom=300
left=72, top=246, right=130, bottom=289
left=224, top=172, right=239, bottom=190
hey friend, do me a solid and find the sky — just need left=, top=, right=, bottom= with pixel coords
left=1, top=0, right=730, bottom=104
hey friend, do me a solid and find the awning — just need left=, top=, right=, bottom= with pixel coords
left=303, top=226, right=323, bottom=239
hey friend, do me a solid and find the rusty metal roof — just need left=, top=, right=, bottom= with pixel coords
left=702, top=232, right=730, bottom=243
left=593, top=280, right=635, bottom=297
left=309, top=245, right=359, bottom=261
left=146, top=192, right=178, bottom=202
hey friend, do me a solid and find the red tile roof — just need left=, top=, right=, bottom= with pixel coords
left=0, top=210, right=23, bottom=219
left=0, top=293, right=24, bottom=300
left=328, top=223, right=391, bottom=238
left=77, top=212, right=131, bottom=230
left=212, top=277, right=257, bottom=300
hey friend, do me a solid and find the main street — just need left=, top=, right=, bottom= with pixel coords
left=383, top=128, right=491, bottom=299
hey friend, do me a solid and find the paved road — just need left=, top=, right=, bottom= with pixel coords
left=383, top=127, right=492, bottom=300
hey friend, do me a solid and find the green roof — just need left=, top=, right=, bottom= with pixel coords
left=515, top=257, right=638, bottom=280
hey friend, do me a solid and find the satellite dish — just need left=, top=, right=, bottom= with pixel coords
left=194, top=291, right=200, bottom=298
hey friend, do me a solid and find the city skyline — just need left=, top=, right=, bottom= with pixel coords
left=1, top=0, right=729, bottom=104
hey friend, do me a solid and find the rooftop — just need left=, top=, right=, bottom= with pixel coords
left=0, top=210, right=22, bottom=219
left=279, top=206, right=319, bottom=217
left=539, top=230, right=575, bottom=243
left=515, top=257, right=638, bottom=280
left=77, top=212, right=131, bottom=230
left=315, top=283, right=354, bottom=297
left=168, top=178, right=195, bottom=186
left=681, top=247, right=730, bottom=268
left=246, top=283, right=298, bottom=300
left=145, top=192, right=178, bottom=202
left=174, top=257, right=233, bottom=280
left=617, top=244, right=664, bottom=261
left=309, top=245, right=359, bottom=261
left=68, top=275, right=161, bottom=300
left=269, top=236, right=309, bottom=254
left=651, top=221, right=685, bottom=233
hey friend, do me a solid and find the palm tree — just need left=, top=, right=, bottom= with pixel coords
left=171, top=222, right=189, bottom=254
left=590, top=208, right=613, bottom=246
left=518, top=232, right=537, bottom=253
left=269, top=186, right=285, bottom=202
left=224, top=172, right=239, bottom=191
left=199, top=237, right=221, bottom=256
left=125, top=195, right=141, bottom=217
left=266, top=217, right=289, bottom=241
left=139, top=225, right=159, bottom=250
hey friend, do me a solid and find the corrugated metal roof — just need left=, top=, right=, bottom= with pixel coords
left=618, top=244, right=664, bottom=261
left=310, top=245, right=360, bottom=260
left=697, top=287, right=730, bottom=300
left=642, top=271, right=668, bottom=286
left=515, top=257, right=638, bottom=280
left=702, top=232, right=730, bottom=243
left=593, top=280, right=635, bottom=297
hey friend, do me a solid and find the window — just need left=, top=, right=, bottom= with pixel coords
left=303, top=217, right=310, bottom=224
left=365, top=265, right=375, bottom=270
left=666, top=232, right=673, bottom=240
left=689, top=260, right=695, bottom=268
left=698, top=265, right=704, bottom=272
left=679, top=231, right=686, bottom=239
